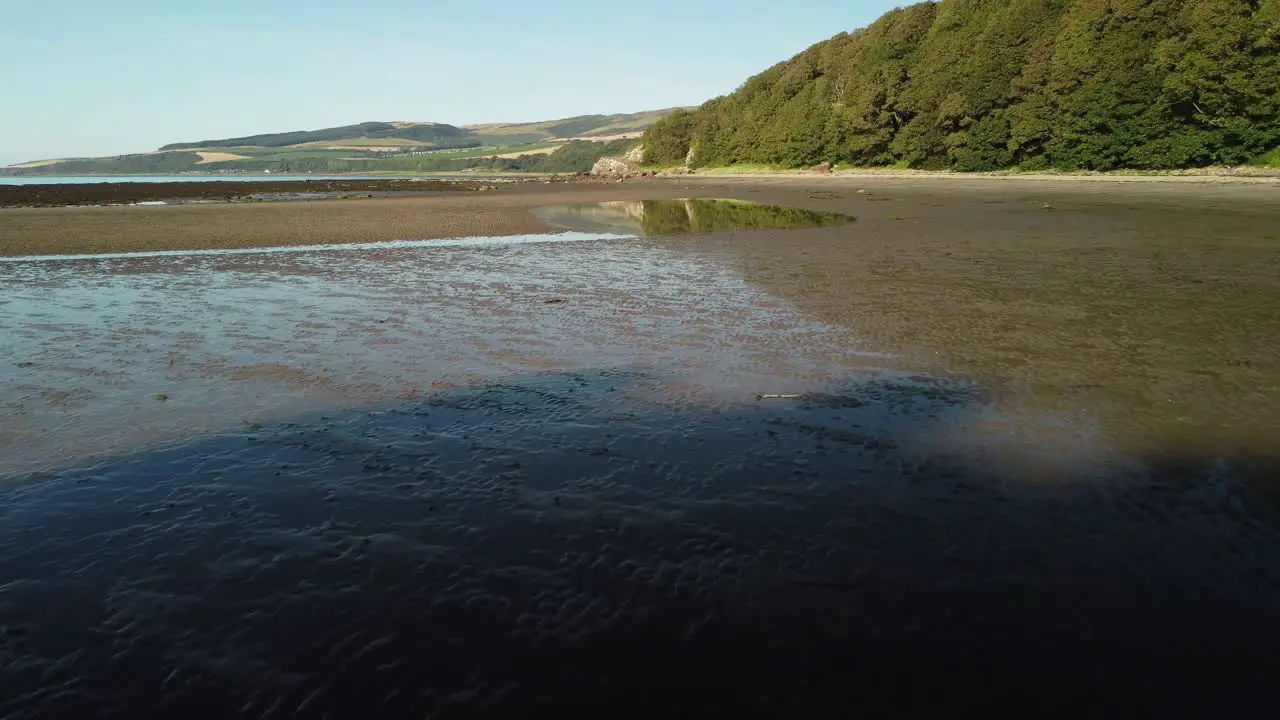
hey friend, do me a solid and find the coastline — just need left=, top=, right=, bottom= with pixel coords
left=0, top=178, right=514, bottom=209
left=4, top=168, right=1279, bottom=717
left=6, top=163, right=1280, bottom=184
left=3, top=173, right=1279, bottom=258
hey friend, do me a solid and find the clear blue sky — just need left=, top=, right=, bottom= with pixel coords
left=0, top=0, right=903, bottom=165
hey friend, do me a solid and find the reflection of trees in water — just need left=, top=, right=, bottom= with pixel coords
left=638, top=199, right=852, bottom=235
left=595, top=200, right=648, bottom=222
left=536, top=199, right=853, bottom=236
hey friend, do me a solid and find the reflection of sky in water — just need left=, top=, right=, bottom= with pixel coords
left=1, top=233, right=903, bottom=475
left=0, top=232, right=635, bottom=263
left=534, top=199, right=855, bottom=237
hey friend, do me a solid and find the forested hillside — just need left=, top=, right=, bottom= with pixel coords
left=644, top=0, right=1280, bottom=171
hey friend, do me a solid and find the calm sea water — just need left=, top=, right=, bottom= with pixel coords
left=0, top=174, right=463, bottom=185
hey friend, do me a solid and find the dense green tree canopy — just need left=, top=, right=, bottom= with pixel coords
left=644, top=0, right=1280, bottom=171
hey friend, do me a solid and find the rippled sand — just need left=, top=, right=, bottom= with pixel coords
left=2, top=179, right=1279, bottom=716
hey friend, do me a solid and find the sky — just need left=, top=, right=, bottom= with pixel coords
left=0, top=0, right=904, bottom=165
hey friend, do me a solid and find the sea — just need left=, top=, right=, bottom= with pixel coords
left=0, top=174, right=463, bottom=185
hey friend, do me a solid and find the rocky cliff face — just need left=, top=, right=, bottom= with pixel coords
left=684, top=141, right=699, bottom=167
left=591, top=157, right=634, bottom=176
left=590, top=143, right=645, bottom=176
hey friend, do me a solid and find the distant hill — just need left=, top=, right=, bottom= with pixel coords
left=644, top=0, right=1280, bottom=171
left=2, top=108, right=683, bottom=176
left=158, top=122, right=473, bottom=151
left=149, top=109, right=681, bottom=154
left=466, top=109, right=682, bottom=141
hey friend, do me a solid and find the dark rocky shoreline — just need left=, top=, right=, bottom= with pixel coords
left=0, top=173, right=644, bottom=209
left=0, top=179, right=498, bottom=208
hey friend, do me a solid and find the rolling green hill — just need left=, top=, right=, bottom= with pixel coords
left=2, top=109, right=677, bottom=176
left=644, top=0, right=1280, bottom=172
left=158, top=122, right=475, bottom=151
left=466, top=109, right=680, bottom=140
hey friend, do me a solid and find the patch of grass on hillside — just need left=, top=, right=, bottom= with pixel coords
left=443, top=144, right=558, bottom=159
left=161, top=121, right=470, bottom=151
left=246, top=150, right=367, bottom=161
left=1252, top=147, right=1280, bottom=166
left=215, top=147, right=273, bottom=157
left=25, top=152, right=205, bottom=175
left=471, top=110, right=682, bottom=143
left=545, top=116, right=616, bottom=138
left=578, top=109, right=681, bottom=137
left=290, top=138, right=436, bottom=149
left=465, top=132, right=553, bottom=146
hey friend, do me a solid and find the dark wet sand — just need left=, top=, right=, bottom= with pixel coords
left=2, top=177, right=1280, bottom=717
left=2, top=174, right=1277, bottom=257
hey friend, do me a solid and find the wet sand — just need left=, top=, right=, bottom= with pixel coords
left=2, top=174, right=1277, bottom=257
left=2, top=177, right=1280, bottom=716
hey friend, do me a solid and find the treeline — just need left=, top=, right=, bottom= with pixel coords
left=638, top=199, right=851, bottom=235
left=160, top=121, right=471, bottom=150
left=644, top=0, right=1280, bottom=171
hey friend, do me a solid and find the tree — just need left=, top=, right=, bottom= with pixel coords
left=641, top=0, right=1280, bottom=171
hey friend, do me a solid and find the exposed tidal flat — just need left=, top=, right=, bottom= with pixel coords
left=1, top=175, right=1279, bottom=716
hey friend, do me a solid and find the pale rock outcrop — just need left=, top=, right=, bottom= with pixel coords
left=591, top=157, right=635, bottom=176
left=591, top=143, right=647, bottom=176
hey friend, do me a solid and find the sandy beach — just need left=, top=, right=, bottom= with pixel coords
left=5, top=174, right=1278, bottom=460
left=3, top=173, right=1280, bottom=716
left=2, top=173, right=1278, bottom=257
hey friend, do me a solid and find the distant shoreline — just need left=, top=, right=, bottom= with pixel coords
left=5, top=174, right=1280, bottom=259
left=7, top=165, right=1279, bottom=185
left=0, top=179, right=507, bottom=209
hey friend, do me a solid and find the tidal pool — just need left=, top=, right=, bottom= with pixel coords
left=0, top=231, right=900, bottom=477
left=1, top=212, right=1278, bottom=717
left=533, top=198, right=855, bottom=235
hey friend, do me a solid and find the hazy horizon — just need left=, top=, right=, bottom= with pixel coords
left=0, top=0, right=903, bottom=166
